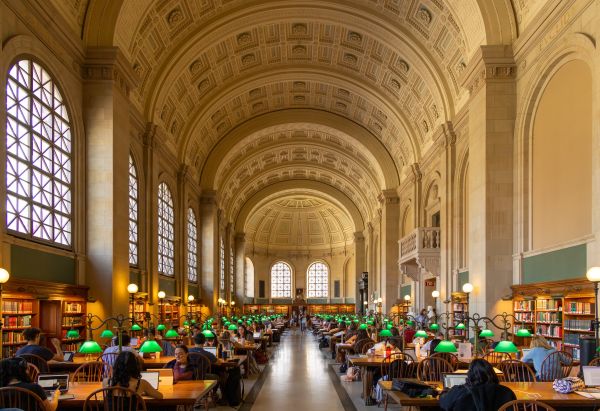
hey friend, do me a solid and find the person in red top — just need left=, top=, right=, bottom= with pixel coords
left=403, top=324, right=416, bottom=344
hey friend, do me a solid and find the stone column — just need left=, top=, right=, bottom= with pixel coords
left=143, top=124, right=159, bottom=314
left=225, top=223, right=233, bottom=303
left=380, top=189, right=401, bottom=313
left=235, top=233, right=246, bottom=304
left=83, top=47, right=137, bottom=319
left=366, top=223, right=374, bottom=302
left=462, top=45, right=516, bottom=317
left=177, top=166, right=189, bottom=307
left=354, top=232, right=365, bottom=309
left=200, top=191, right=219, bottom=313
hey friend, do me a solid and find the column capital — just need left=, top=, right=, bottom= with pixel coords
left=409, top=163, right=422, bottom=183
left=354, top=231, right=365, bottom=241
left=200, top=190, right=217, bottom=206
left=378, top=189, right=400, bottom=205
left=461, top=45, right=516, bottom=95
left=83, top=47, right=139, bottom=97
left=235, top=232, right=246, bottom=242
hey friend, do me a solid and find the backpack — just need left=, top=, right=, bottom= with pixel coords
left=319, top=339, right=329, bottom=349
left=255, top=349, right=268, bottom=364
left=223, top=367, right=244, bottom=406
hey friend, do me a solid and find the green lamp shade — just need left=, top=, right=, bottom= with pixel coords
left=479, top=329, right=495, bottom=338
left=139, top=340, right=163, bottom=353
left=379, top=329, right=393, bottom=337
left=407, top=320, right=415, bottom=327
left=386, top=323, right=393, bottom=329
left=183, top=321, right=189, bottom=326
left=100, top=329, right=114, bottom=339
left=66, top=329, right=80, bottom=339
left=494, top=340, right=519, bottom=353
left=455, top=323, right=466, bottom=330
left=429, top=324, right=439, bottom=331
left=228, top=324, right=238, bottom=330
left=79, top=340, right=103, bottom=354
left=156, top=324, right=166, bottom=331
left=516, top=328, right=532, bottom=337
left=367, top=320, right=374, bottom=325
left=202, top=330, right=215, bottom=338
left=238, top=319, right=243, bottom=324
left=165, top=329, right=179, bottom=338
left=415, top=330, right=428, bottom=338
left=345, top=321, right=351, bottom=325
left=191, top=320, right=197, bottom=324
left=131, top=324, right=142, bottom=331
left=383, top=318, right=389, bottom=323
left=434, top=340, right=457, bottom=353
left=359, top=323, right=368, bottom=330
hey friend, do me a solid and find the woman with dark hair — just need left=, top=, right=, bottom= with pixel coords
left=109, top=351, right=162, bottom=399
left=440, top=359, right=515, bottom=411
left=0, top=357, right=58, bottom=411
left=166, top=344, right=197, bottom=382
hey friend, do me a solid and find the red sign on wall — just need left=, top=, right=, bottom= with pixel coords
left=424, top=279, right=436, bottom=287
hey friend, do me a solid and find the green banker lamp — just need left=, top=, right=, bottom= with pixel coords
left=66, top=329, right=80, bottom=339
left=479, top=328, right=494, bottom=338
left=228, top=324, right=238, bottom=331
left=139, top=339, right=163, bottom=359
left=79, top=340, right=103, bottom=361
left=415, top=330, right=428, bottom=339
left=202, top=330, right=215, bottom=338
left=429, top=323, right=439, bottom=331
left=165, top=328, right=179, bottom=339
left=515, top=328, right=532, bottom=338
left=100, top=328, right=114, bottom=339
left=131, top=323, right=142, bottom=332
left=156, top=323, right=166, bottom=332
left=434, top=340, right=457, bottom=353
left=494, top=340, right=519, bottom=353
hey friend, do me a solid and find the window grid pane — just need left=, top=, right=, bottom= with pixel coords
left=220, top=238, right=225, bottom=291
left=307, top=262, right=329, bottom=298
left=230, top=246, right=234, bottom=295
left=271, top=262, right=292, bottom=298
left=128, top=154, right=138, bottom=266
left=157, top=182, right=174, bottom=276
left=187, top=208, right=198, bottom=283
left=6, top=59, right=72, bottom=247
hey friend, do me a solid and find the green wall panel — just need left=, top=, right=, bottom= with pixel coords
left=187, top=284, right=199, bottom=299
left=307, top=298, right=327, bottom=304
left=458, top=271, right=469, bottom=289
left=11, top=245, right=75, bottom=284
left=523, top=244, right=586, bottom=284
left=400, top=285, right=411, bottom=298
left=159, top=277, right=176, bottom=295
left=271, top=298, right=292, bottom=304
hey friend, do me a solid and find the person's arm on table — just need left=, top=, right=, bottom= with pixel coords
left=139, top=379, right=163, bottom=399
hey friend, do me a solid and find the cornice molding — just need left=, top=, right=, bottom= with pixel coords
left=461, top=45, right=516, bottom=95
left=83, top=47, right=139, bottom=97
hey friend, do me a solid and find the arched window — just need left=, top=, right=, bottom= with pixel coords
left=6, top=59, right=72, bottom=246
left=157, top=182, right=174, bottom=276
left=187, top=208, right=198, bottom=283
left=271, top=262, right=292, bottom=298
left=219, top=237, right=225, bottom=291
left=245, top=257, right=255, bottom=298
left=128, top=154, right=138, bottom=265
left=307, top=261, right=329, bottom=298
left=230, top=246, right=234, bottom=294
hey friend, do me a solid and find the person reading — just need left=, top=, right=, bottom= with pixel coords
left=0, top=357, right=59, bottom=411
left=16, top=327, right=63, bottom=362
left=107, top=351, right=162, bottom=399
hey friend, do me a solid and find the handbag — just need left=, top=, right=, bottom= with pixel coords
left=552, top=376, right=585, bottom=393
left=392, top=378, right=438, bottom=398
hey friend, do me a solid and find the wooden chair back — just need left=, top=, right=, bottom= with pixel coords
left=381, top=353, right=417, bottom=379
left=416, top=357, right=454, bottom=382
left=588, top=357, right=600, bottom=366
left=17, top=353, right=48, bottom=373
left=25, top=362, right=40, bottom=382
left=72, top=361, right=112, bottom=382
left=188, top=352, right=211, bottom=379
left=0, top=386, right=46, bottom=411
left=498, top=400, right=556, bottom=411
left=430, top=352, right=459, bottom=371
left=98, top=352, right=120, bottom=365
left=498, top=359, right=536, bottom=382
left=483, top=351, right=512, bottom=365
left=83, top=386, right=147, bottom=411
left=361, top=341, right=375, bottom=354
left=539, top=350, right=573, bottom=382
left=353, top=338, right=371, bottom=354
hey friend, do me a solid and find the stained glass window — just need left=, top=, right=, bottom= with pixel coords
left=187, top=208, right=198, bottom=283
left=157, top=182, right=174, bottom=276
left=128, top=154, right=138, bottom=265
left=219, top=237, right=225, bottom=291
left=307, top=261, right=329, bottom=298
left=271, top=262, right=292, bottom=298
left=6, top=59, right=72, bottom=246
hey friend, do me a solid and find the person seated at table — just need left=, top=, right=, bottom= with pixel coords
left=440, top=359, right=515, bottom=411
left=344, top=323, right=358, bottom=342
left=521, top=335, right=561, bottom=380
left=373, top=328, right=400, bottom=353
left=102, top=334, right=137, bottom=365
left=155, top=332, right=176, bottom=356
left=189, top=333, right=218, bottom=364
left=415, top=308, right=428, bottom=328
left=16, top=327, right=64, bottom=362
left=108, top=351, right=163, bottom=400
left=352, top=329, right=374, bottom=353
left=0, top=357, right=59, bottom=411
left=422, top=333, right=444, bottom=356
left=403, top=323, right=416, bottom=344
left=166, top=345, right=198, bottom=383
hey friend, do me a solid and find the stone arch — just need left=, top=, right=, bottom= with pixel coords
left=422, top=172, right=442, bottom=227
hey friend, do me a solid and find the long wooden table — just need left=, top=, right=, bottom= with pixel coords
left=378, top=380, right=600, bottom=410
left=50, top=356, right=176, bottom=372
left=58, top=380, right=217, bottom=409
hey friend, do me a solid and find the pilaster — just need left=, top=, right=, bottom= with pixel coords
left=379, top=189, right=400, bottom=312
left=200, top=191, right=219, bottom=313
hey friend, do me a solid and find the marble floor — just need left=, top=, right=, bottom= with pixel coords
left=249, top=329, right=347, bottom=411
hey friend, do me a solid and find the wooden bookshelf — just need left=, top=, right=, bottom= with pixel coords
left=243, top=303, right=355, bottom=316
left=1, top=297, right=39, bottom=357
left=162, top=301, right=180, bottom=326
left=450, top=292, right=468, bottom=337
left=61, top=300, right=86, bottom=351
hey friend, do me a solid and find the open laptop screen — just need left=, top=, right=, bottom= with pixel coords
left=442, top=373, right=468, bottom=389
left=582, top=366, right=600, bottom=387
left=38, top=374, right=70, bottom=393
left=63, top=351, right=74, bottom=362
left=140, top=371, right=160, bottom=390
left=204, top=346, right=217, bottom=357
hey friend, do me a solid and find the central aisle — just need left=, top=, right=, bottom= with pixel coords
left=249, top=329, right=346, bottom=411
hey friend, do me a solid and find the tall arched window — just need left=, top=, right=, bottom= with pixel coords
left=6, top=59, right=72, bottom=246
left=187, top=208, right=198, bottom=283
left=271, top=262, right=292, bottom=298
left=219, top=237, right=225, bottom=291
left=229, top=246, right=234, bottom=295
left=128, top=154, right=138, bottom=265
left=307, top=261, right=329, bottom=298
left=157, top=182, right=174, bottom=276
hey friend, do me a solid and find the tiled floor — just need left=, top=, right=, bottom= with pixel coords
left=248, top=329, right=347, bottom=411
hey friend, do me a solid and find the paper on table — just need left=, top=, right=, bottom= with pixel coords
left=575, top=391, right=600, bottom=399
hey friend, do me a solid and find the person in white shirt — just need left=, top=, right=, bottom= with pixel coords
left=101, top=334, right=137, bottom=367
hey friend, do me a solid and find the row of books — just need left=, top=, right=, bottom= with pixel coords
left=536, top=299, right=562, bottom=310
left=2, top=300, right=33, bottom=313
left=64, top=302, right=83, bottom=313
left=536, top=324, right=562, bottom=338
left=62, top=317, right=84, bottom=326
left=453, top=303, right=466, bottom=311
left=564, top=302, right=594, bottom=314
left=2, top=331, right=26, bottom=343
left=2, top=346, right=21, bottom=358
left=514, top=300, right=534, bottom=311
left=536, top=312, right=562, bottom=323
left=564, top=332, right=583, bottom=346
left=514, top=312, right=534, bottom=322
left=2, top=315, right=33, bottom=328
left=564, top=319, right=593, bottom=331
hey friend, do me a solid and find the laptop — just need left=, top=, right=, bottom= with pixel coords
left=140, top=371, right=160, bottom=390
left=38, top=374, right=70, bottom=394
left=442, top=373, right=468, bottom=389
left=130, top=337, right=139, bottom=347
left=204, top=346, right=217, bottom=357
left=582, top=366, right=600, bottom=387
left=253, top=332, right=262, bottom=339
left=147, top=368, right=173, bottom=386
left=63, top=351, right=75, bottom=362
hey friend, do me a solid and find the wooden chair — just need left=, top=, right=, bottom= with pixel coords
left=483, top=351, right=512, bottom=365
left=498, top=359, right=536, bottom=382
left=17, top=353, right=48, bottom=373
left=381, top=353, right=417, bottom=411
left=98, top=352, right=120, bottom=365
left=539, top=350, right=573, bottom=382
left=430, top=352, right=459, bottom=371
left=188, top=352, right=211, bottom=379
left=417, top=357, right=454, bottom=382
left=498, top=400, right=556, bottom=411
left=589, top=357, right=600, bottom=366
left=353, top=338, right=372, bottom=354
left=83, top=386, right=147, bottom=411
left=0, top=386, right=46, bottom=411
left=361, top=341, right=375, bottom=354
left=72, top=361, right=112, bottom=382
left=25, top=362, right=40, bottom=382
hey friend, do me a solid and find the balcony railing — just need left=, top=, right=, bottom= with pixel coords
left=398, top=227, right=441, bottom=277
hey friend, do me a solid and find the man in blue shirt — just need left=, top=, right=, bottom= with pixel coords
left=189, top=333, right=217, bottom=364
left=16, top=327, right=64, bottom=361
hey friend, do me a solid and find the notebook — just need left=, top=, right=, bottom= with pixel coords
left=140, top=371, right=160, bottom=390
left=37, top=374, right=70, bottom=394
left=63, top=351, right=74, bottom=362
left=147, top=368, right=173, bottom=386
left=442, top=373, right=468, bottom=389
